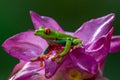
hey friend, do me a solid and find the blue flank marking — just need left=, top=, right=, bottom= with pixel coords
left=54, top=40, right=66, bottom=44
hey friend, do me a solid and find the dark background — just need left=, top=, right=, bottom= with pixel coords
left=0, top=0, right=120, bottom=80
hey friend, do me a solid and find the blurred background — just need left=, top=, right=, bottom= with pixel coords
left=0, top=0, right=120, bottom=80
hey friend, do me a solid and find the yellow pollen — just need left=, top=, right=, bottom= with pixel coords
left=68, top=69, right=83, bottom=80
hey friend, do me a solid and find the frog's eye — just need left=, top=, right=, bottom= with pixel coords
left=44, top=28, right=51, bottom=34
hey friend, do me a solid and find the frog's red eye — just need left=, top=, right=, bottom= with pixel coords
left=44, top=28, right=51, bottom=34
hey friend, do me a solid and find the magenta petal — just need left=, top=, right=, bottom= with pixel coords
left=109, top=36, right=120, bottom=53
left=70, top=47, right=98, bottom=75
left=30, top=11, right=64, bottom=32
left=28, top=69, right=46, bottom=80
left=2, top=30, right=47, bottom=61
left=44, top=60, right=61, bottom=78
left=9, top=62, right=43, bottom=80
left=44, top=53, right=65, bottom=78
left=87, top=28, right=113, bottom=70
left=74, top=13, right=115, bottom=44
left=9, top=61, right=26, bottom=79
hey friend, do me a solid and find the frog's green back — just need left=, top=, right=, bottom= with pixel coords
left=56, top=31, right=73, bottom=40
left=35, top=27, right=75, bottom=40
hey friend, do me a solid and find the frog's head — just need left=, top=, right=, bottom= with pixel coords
left=34, top=27, right=58, bottom=39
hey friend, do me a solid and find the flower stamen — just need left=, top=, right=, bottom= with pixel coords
left=68, top=69, right=83, bottom=80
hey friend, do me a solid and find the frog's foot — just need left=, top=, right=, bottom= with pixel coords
left=73, top=46, right=77, bottom=50
left=30, top=51, right=53, bottom=67
left=30, top=54, right=52, bottom=67
left=31, top=56, right=44, bottom=67
left=51, top=49, right=62, bottom=61
left=51, top=54, right=63, bottom=63
left=51, top=54, right=60, bottom=61
left=56, top=50, right=60, bottom=54
left=73, top=45, right=80, bottom=50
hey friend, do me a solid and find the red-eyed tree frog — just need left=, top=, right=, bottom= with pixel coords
left=31, top=27, right=83, bottom=67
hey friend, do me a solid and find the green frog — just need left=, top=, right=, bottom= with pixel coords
left=31, top=27, right=83, bottom=67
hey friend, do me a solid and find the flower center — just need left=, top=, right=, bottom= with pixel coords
left=68, top=69, right=83, bottom=80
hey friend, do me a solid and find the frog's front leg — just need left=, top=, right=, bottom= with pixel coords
left=51, top=39, right=72, bottom=63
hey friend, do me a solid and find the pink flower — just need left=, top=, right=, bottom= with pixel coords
left=2, top=11, right=120, bottom=80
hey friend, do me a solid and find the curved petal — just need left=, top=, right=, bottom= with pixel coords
left=70, top=47, right=98, bottom=75
left=74, top=13, right=115, bottom=44
left=9, top=61, right=26, bottom=79
left=109, top=36, right=120, bottom=53
left=30, top=11, right=64, bottom=32
left=86, top=28, right=113, bottom=71
left=9, top=62, right=43, bottom=80
left=2, top=30, right=48, bottom=61
left=44, top=52, right=66, bottom=78
left=29, top=69, right=66, bottom=80
left=28, top=70, right=47, bottom=80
